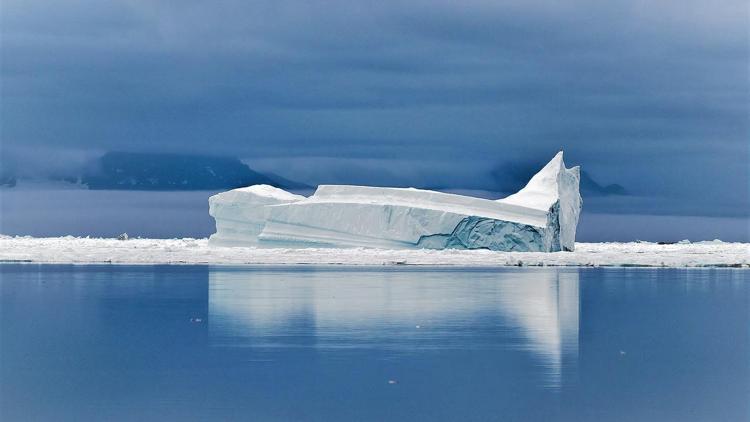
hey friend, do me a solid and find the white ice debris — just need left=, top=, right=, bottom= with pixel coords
left=0, top=236, right=747, bottom=267
left=208, top=152, right=582, bottom=252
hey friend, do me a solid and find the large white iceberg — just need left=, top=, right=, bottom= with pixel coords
left=208, top=152, right=582, bottom=252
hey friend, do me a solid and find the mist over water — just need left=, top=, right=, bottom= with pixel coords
left=1, top=187, right=747, bottom=242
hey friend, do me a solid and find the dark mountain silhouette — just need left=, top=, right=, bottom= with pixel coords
left=82, top=152, right=307, bottom=191
left=579, top=170, right=627, bottom=196
left=0, top=174, right=17, bottom=187
left=262, top=171, right=312, bottom=190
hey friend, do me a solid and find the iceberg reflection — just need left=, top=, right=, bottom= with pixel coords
left=208, top=268, right=579, bottom=387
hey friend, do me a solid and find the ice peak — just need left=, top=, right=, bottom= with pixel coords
left=499, top=152, right=569, bottom=210
left=497, top=151, right=582, bottom=251
left=536, top=151, right=565, bottom=178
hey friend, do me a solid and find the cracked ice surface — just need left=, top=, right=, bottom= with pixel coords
left=1, top=236, right=747, bottom=267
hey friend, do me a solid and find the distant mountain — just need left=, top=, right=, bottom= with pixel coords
left=490, top=161, right=627, bottom=196
left=262, top=171, right=312, bottom=190
left=0, top=174, right=17, bottom=187
left=82, top=152, right=306, bottom=191
left=579, top=170, right=627, bottom=196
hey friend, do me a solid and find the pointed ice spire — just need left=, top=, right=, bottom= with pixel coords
left=498, top=151, right=582, bottom=251
left=498, top=151, right=566, bottom=211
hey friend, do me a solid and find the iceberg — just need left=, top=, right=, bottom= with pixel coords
left=208, top=152, right=582, bottom=252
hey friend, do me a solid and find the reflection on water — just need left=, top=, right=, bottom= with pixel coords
left=1, top=265, right=748, bottom=422
left=209, top=268, right=579, bottom=388
left=496, top=272, right=579, bottom=387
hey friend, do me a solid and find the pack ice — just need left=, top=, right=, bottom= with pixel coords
left=209, top=152, right=582, bottom=252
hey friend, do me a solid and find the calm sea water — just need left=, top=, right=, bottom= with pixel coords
left=1, top=265, right=748, bottom=421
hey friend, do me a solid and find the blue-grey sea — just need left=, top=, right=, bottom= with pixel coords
left=1, top=265, right=748, bottom=421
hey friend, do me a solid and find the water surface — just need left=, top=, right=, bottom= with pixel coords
left=1, top=265, right=747, bottom=421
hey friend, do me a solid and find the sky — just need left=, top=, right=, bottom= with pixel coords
left=1, top=0, right=748, bottom=225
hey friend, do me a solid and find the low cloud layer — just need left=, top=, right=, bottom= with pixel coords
left=2, top=0, right=747, bottom=215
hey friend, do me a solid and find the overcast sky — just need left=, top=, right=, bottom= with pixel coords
left=2, top=0, right=748, bottom=216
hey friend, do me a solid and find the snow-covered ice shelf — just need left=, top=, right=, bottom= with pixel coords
left=1, top=236, right=747, bottom=267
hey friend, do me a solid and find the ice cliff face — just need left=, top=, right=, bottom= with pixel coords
left=208, top=185, right=305, bottom=246
left=209, top=152, right=582, bottom=252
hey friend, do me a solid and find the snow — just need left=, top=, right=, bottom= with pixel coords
left=1, top=236, right=747, bottom=267
left=208, top=152, right=582, bottom=252
left=500, top=152, right=573, bottom=211
left=230, top=184, right=306, bottom=201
